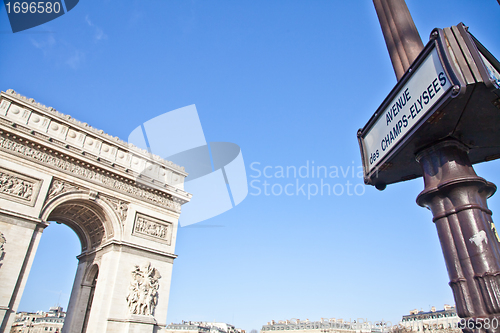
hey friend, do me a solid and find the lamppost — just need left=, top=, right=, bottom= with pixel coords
left=358, top=0, right=500, bottom=330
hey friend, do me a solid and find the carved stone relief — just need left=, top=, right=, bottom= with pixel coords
left=48, top=179, right=81, bottom=200
left=102, top=196, right=129, bottom=224
left=133, top=213, right=173, bottom=245
left=0, top=167, right=41, bottom=206
left=0, top=232, right=5, bottom=266
left=0, top=135, right=182, bottom=212
left=126, top=262, right=161, bottom=316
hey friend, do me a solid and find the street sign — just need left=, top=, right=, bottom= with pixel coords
left=362, top=47, right=452, bottom=176
left=358, top=23, right=500, bottom=189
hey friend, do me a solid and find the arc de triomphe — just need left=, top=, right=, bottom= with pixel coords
left=0, top=89, right=192, bottom=333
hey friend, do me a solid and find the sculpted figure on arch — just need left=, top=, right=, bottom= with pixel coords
left=126, top=262, right=161, bottom=316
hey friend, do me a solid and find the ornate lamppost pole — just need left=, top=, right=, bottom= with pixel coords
left=362, top=0, right=500, bottom=330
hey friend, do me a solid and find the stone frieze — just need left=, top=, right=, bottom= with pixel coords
left=0, top=166, right=41, bottom=206
left=0, top=135, right=181, bottom=212
left=133, top=213, right=173, bottom=245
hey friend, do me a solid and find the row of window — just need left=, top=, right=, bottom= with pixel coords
left=12, top=325, right=61, bottom=332
left=402, top=313, right=457, bottom=321
left=167, top=326, right=210, bottom=332
left=263, top=325, right=354, bottom=331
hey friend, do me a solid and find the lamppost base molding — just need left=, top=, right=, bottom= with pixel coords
left=416, top=140, right=500, bottom=333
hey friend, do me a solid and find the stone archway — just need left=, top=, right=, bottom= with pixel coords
left=0, top=90, right=192, bottom=333
left=41, top=195, right=118, bottom=333
left=42, top=193, right=119, bottom=253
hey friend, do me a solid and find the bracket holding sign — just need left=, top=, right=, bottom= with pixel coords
left=358, top=23, right=500, bottom=189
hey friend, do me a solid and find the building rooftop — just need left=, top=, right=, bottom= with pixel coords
left=403, top=305, right=456, bottom=318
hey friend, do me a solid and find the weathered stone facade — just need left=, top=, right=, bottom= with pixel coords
left=0, top=90, right=192, bottom=333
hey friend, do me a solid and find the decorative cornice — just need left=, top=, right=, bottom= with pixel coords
left=78, top=240, right=177, bottom=262
left=0, top=90, right=192, bottom=198
left=2, top=90, right=183, bottom=169
left=0, top=133, right=183, bottom=212
left=0, top=208, right=47, bottom=225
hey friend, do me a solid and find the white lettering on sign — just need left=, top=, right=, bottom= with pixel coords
left=364, top=48, right=452, bottom=173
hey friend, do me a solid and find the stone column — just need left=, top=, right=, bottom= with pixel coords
left=75, top=243, right=175, bottom=333
left=62, top=257, right=95, bottom=333
left=0, top=213, right=48, bottom=332
left=416, top=140, right=500, bottom=328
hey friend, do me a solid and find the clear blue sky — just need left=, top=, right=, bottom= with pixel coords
left=1, top=0, right=500, bottom=331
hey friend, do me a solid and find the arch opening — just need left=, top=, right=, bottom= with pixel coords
left=15, top=222, right=80, bottom=332
left=14, top=198, right=115, bottom=333
left=46, top=199, right=111, bottom=253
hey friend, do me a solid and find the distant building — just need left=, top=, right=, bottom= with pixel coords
left=260, top=318, right=388, bottom=333
left=167, top=321, right=245, bottom=333
left=399, top=305, right=460, bottom=332
left=9, top=306, right=65, bottom=333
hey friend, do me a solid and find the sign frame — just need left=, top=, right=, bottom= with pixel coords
left=463, top=25, right=500, bottom=91
left=358, top=27, right=467, bottom=188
